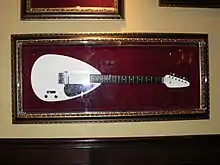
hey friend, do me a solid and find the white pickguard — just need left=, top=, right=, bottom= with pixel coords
left=31, top=54, right=101, bottom=102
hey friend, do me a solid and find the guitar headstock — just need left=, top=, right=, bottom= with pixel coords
left=163, top=74, right=190, bottom=88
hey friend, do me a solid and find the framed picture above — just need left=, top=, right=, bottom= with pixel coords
left=11, top=33, right=210, bottom=124
left=159, top=0, right=220, bottom=8
left=20, top=0, right=124, bottom=20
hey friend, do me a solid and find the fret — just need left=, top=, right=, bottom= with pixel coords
left=97, top=76, right=99, bottom=83
left=121, top=75, right=123, bottom=83
left=130, top=76, right=133, bottom=84
left=159, top=77, right=162, bottom=83
left=156, top=77, right=161, bottom=84
left=103, top=75, right=108, bottom=83
left=108, top=75, right=111, bottom=83
left=117, top=75, right=120, bottom=83
left=155, top=77, right=159, bottom=84
left=93, top=75, right=97, bottom=83
left=99, top=75, right=102, bottom=83
left=129, top=76, right=133, bottom=84
left=112, top=75, right=117, bottom=83
left=92, top=75, right=96, bottom=82
left=146, top=77, right=151, bottom=83
left=95, top=75, right=99, bottom=83
left=121, top=76, right=126, bottom=83
left=141, top=76, right=144, bottom=84
left=109, top=75, right=112, bottom=83
left=137, top=76, right=141, bottom=84
left=156, top=77, right=162, bottom=84
left=139, top=76, right=142, bottom=84
left=106, top=75, right=109, bottom=83
left=142, top=76, right=145, bottom=83
left=90, top=74, right=94, bottom=83
left=94, top=75, right=97, bottom=83
left=154, top=77, right=157, bottom=84
left=152, top=77, right=156, bottom=84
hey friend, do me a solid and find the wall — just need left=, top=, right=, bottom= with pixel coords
left=0, top=0, right=220, bottom=138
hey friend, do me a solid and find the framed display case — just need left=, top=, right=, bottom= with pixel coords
left=159, top=0, right=220, bottom=8
left=11, top=33, right=210, bottom=124
left=21, top=0, right=124, bottom=20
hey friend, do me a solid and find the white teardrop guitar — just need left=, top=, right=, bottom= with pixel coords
left=31, top=54, right=190, bottom=102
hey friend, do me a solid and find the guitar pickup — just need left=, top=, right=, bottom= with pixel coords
left=58, top=71, right=70, bottom=84
left=58, top=73, right=64, bottom=84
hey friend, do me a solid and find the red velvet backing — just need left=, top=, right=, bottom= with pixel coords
left=22, top=44, right=200, bottom=112
left=30, top=0, right=115, bottom=8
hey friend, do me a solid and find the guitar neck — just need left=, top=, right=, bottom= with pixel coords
left=90, top=74, right=162, bottom=84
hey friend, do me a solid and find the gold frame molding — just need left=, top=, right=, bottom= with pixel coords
left=21, top=0, right=124, bottom=20
left=11, top=33, right=210, bottom=124
left=159, top=0, right=220, bottom=8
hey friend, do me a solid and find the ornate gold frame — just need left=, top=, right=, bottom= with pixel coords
left=21, top=0, right=124, bottom=20
left=159, top=0, right=220, bottom=8
left=11, top=33, right=210, bottom=124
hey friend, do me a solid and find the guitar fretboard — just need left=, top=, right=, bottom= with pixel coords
left=90, top=74, right=162, bottom=84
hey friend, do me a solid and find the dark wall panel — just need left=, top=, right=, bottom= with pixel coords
left=0, top=135, right=220, bottom=165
